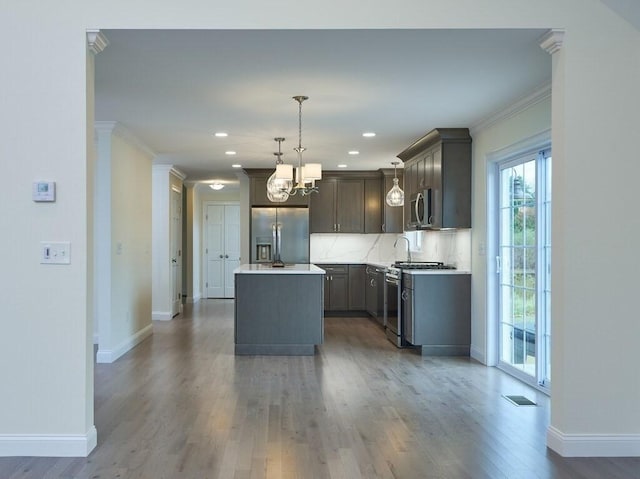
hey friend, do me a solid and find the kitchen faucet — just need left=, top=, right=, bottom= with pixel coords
left=394, top=235, right=412, bottom=263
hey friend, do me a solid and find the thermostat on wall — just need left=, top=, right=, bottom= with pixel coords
left=32, top=181, right=56, bottom=202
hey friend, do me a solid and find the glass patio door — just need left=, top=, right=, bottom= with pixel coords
left=497, top=149, right=551, bottom=388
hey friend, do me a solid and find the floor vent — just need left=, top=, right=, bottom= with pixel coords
left=503, top=395, right=537, bottom=406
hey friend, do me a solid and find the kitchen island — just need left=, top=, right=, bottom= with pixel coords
left=234, top=264, right=325, bottom=355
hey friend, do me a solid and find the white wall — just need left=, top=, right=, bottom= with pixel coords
left=1, top=0, right=639, bottom=458
left=470, top=91, right=552, bottom=365
left=95, top=129, right=153, bottom=362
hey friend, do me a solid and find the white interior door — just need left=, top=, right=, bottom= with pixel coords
left=205, top=204, right=225, bottom=298
left=223, top=205, right=241, bottom=298
left=205, top=202, right=240, bottom=298
left=170, top=188, right=182, bottom=317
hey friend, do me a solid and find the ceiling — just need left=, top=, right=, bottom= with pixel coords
left=95, top=29, right=552, bottom=186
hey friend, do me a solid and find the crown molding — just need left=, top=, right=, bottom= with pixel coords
left=152, top=164, right=187, bottom=181
left=470, top=84, right=551, bottom=135
left=94, top=121, right=156, bottom=158
left=86, top=29, right=109, bottom=55
left=539, top=29, right=565, bottom=55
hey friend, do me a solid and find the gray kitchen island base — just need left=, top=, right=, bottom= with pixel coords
left=234, top=264, right=325, bottom=356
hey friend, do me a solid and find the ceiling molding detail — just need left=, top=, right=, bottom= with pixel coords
left=539, top=29, right=565, bottom=55
left=87, top=29, right=109, bottom=55
left=94, top=121, right=156, bottom=158
left=470, top=84, right=551, bottom=135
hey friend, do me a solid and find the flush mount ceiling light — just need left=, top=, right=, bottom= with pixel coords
left=386, top=161, right=404, bottom=207
left=266, top=137, right=292, bottom=203
left=214, top=132, right=228, bottom=137
left=362, top=132, right=376, bottom=138
left=348, top=150, right=360, bottom=155
left=276, top=95, right=321, bottom=196
left=225, top=151, right=236, bottom=155
left=337, top=164, right=348, bottom=168
left=209, top=183, right=224, bottom=190
left=231, top=164, right=242, bottom=168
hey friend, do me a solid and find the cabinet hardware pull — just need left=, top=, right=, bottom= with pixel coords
left=401, top=290, right=408, bottom=301
left=496, top=256, right=502, bottom=274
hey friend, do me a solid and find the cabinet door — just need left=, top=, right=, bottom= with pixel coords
left=310, top=179, right=336, bottom=233
left=382, top=173, right=403, bottom=233
left=365, top=269, right=377, bottom=316
left=336, top=179, right=364, bottom=233
left=251, top=177, right=272, bottom=206
left=364, top=178, right=382, bottom=233
left=328, top=274, right=349, bottom=311
left=417, top=155, right=425, bottom=190
left=403, top=160, right=416, bottom=230
left=348, top=265, right=366, bottom=310
left=430, top=147, right=443, bottom=228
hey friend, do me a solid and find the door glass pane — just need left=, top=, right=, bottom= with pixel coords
left=497, top=149, right=551, bottom=387
left=499, top=159, right=537, bottom=377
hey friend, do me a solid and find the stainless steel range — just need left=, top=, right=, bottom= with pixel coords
left=384, top=261, right=456, bottom=347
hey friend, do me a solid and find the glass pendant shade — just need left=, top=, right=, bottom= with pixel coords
left=266, top=171, right=292, bottom=202
left=266, top=137, right=292, bottom=202
left=386, top=177, right=404, bottom=207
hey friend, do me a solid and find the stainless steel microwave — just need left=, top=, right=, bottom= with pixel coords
left=409, top=189, right=432, bottom=228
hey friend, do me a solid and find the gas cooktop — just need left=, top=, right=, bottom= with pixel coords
left=392, top=261, right=456, bottom=270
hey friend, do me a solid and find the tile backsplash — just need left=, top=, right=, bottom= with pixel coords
left=310, top=229, right=471, bottom=271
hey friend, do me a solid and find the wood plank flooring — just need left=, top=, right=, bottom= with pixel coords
left=2, top=300, right=639, bottom=478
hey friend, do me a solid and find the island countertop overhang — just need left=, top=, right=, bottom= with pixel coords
left=235, top=263, right=326, bottom=275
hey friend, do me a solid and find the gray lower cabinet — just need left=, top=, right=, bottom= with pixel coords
left=348, top=265, right=366, bottom=310
left=322, top=264, right=349, bottom=311
left=402, top=273, right=471, bottom=355
left=365, top=266, right=385, bottom=326
left=319, top=264, right=369, bottom=313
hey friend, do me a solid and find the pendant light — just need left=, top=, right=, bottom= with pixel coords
left=276, top=95, right=321, bottom=196
left=386, top=161, right=404, bottom=207
left=266, top=137, right=292, bottom=203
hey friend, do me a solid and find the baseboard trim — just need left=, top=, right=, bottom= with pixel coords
left=186, top=293, right=201, bottom=304
left=152, top=311, right=172, bottom=321
left=0, top=426, right=97, bottom=457
left=470, top=345, right=486, bottom=364
left=96, top=324, right=153, bottom=364
left=547, top=426, right=640, bottom=457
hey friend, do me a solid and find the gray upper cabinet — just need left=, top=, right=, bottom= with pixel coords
left=310, top=171, right=404, bottom=234
left=398, top=128, right=472, bottom=230
left=310, top=178, right=364, bottom=233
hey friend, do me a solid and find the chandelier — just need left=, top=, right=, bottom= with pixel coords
left=266, top=137, right=293, bottom=202
left=274, top=95, right=322, bottom=196
left=385, top=161, right=404, bottom=207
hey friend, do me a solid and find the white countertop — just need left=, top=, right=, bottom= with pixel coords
left=235, top=263, right=326, bottom=275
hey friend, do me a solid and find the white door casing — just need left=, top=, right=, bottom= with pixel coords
left=224, top=205, right=241, bottom=298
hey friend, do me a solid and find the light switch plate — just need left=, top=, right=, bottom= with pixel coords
left=41, top=242, right=71, bottom=264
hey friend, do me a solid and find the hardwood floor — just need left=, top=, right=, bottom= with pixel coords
left=2, top=300, right=639, bottom=479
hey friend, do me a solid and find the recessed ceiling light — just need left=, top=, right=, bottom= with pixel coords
left=231, top=164, right=242, bottom=168
left=348, top=150, right=359, bottom=155
left=214, top=132, right=228, bottom=137
left=338, top=164, right=348, bottom=168
left=210, top=183, right=225, bottom=190
left=225, top=151, right=236, bottom=155
left=362, top=132, right=376, bottom=138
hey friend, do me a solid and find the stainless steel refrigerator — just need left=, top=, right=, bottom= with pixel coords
left=251, top=207, right=310, bottom=265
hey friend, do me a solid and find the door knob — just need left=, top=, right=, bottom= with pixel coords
left=219, top=254, right=224, bottom=258
left=225, top=254, right=229, bottom=259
